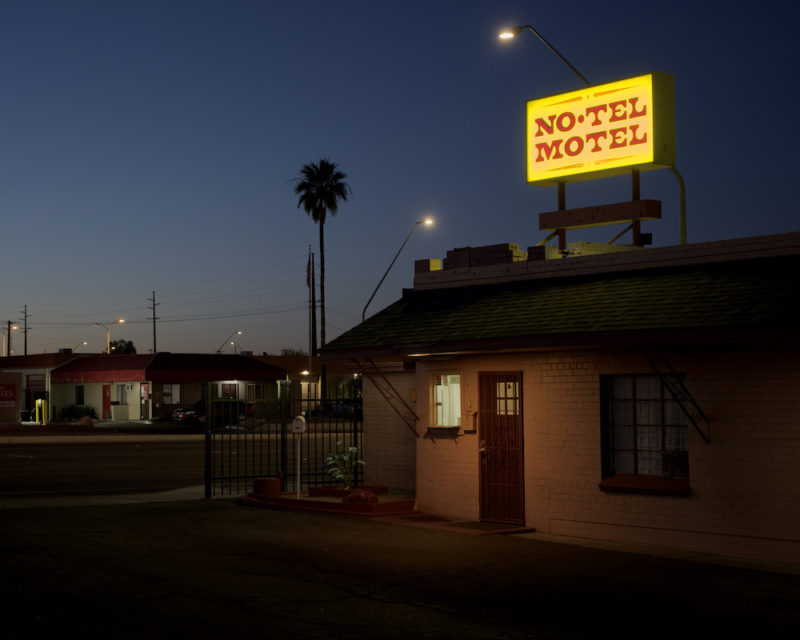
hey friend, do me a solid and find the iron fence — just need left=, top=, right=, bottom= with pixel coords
left=204, top=382, right=362, bottom=498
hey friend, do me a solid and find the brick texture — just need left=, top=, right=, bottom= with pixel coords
left=362, top=372, right=417, bottom=491
left=406, top=348, right=800, bottom=561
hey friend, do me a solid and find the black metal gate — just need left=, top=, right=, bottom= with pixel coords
left=204, top=381, right=363, bottom=498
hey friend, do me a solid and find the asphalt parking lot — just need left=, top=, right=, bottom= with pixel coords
left=3, top=497, right=800, bottom=639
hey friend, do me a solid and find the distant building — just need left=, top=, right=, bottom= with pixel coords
left=322, top=231, right=800, bottom=562
left=49, top=353, right=285, bottom=421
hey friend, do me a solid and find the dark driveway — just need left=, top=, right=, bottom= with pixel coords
left=2, top=499, right=799, bottom=639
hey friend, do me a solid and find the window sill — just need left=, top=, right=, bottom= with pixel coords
left=425, top=426, right=461, bottom=439
left=599, top=474, right=691, bottom=497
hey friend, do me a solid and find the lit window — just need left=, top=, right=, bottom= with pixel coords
left=221, top=383, right=238, bottom=399
left=496, top=380, right=520, bottom=416
left=602, top=374, right=688, bottom=480
left=434, top=374, right=461, bottom=427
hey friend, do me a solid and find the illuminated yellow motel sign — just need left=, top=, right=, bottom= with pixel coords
left=525, top=73, right=679, bottom=252
left=527, top=73, right=675, bottom=185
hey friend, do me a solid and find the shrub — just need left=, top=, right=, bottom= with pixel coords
left=58, top=405, right=98, bottom=421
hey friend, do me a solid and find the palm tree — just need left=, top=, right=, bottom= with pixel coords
left=294, top=158, right=351, bottom=349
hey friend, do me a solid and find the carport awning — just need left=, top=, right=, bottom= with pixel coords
left=50, top=355, right=155, bottom=383
left=50, top=353, right=286, bottom=384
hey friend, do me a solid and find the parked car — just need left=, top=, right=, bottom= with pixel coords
left=172, top=407, right=201, bottom=423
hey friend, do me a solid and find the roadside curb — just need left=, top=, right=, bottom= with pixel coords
left=1, top=434, right=205, bottom=444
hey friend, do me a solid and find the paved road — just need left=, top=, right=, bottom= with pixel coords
left=0, top=439, right=204, bottom=497
left=2, top=499, right=800, bottom=639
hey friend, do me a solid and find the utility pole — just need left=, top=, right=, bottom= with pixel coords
left=147, top=291, right=160, bottom=353
left=20, top=305, right=29, bottom=355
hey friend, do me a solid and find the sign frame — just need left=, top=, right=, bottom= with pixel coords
left=527, top=72, right=675, bottom=186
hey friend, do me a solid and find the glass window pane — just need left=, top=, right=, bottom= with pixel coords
left=664, top=426, right=687, bottom=451
left=435, top=374, right=461, bottom=426
left=636, top=376, right=660, bottom=399
left=612, top=376, right=633, bottom=399
left=614, top=425, right=634, bottom=449
left=612, top=400, right=633, bottom=425
left=636, top=401, right=661, bottom=425
left=663, top=400, right=685, bottom=426
left=615, top=451, right=635, bottom=474
left=637, top=451, right=662, bottom=476
left=607, top=374, right=689, bottom=480
left=636, top=426, right=661, bottom=450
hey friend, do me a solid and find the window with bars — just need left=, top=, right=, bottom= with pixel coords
left=602, top=374, right=689, bottom=480
left=221, top=383, right=238, bottom=400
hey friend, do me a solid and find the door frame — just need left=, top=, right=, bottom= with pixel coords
left=478, top=371, right=525, bottom=525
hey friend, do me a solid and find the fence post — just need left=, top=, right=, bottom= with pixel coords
left=204, top=381, right=213, bottom=499
left=279, top=380, right=290, bottom=492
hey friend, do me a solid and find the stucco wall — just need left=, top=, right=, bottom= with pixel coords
left=0, top=372, right=23, bottom=422
left=415, top=348, right=800, bottom=561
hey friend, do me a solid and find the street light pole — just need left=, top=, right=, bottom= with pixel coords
left=3, top=323, right=18, bottom=357
left=362, top=218, right=433, bottom=322
left=216, top=330, right=242, bottom=354
left=499, top=25, right=591, bottom=86
left=94, top=319, right=125, bottom=354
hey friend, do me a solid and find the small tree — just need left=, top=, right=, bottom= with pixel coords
left=109, top=339, right=136, bottom=354
left=280, top=347, right=308, bottom=356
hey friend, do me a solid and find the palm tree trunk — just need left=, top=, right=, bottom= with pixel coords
left=319, top=220, right=328, bottom=412
left=319, top=220, right=326, bottom=348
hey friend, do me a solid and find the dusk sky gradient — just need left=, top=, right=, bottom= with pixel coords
left=1, top=0, right=797, bottom=355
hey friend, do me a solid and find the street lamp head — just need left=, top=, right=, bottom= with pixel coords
left=422, top=217, right=434, bottom=226
left=499, top=26, right=523, bottom=40
left=117, top=318, right=125, bottom=325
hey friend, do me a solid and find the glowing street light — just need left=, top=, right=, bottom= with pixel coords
left=2, top=323, right=18, bottom=357
left=216, top=330, right=242, bottom=354
left=498, top=24, right=590, bottom=86
left=362, top=217, right=433, bottom=322
left=73, top=340, right=88, bottom=352
left=94, top=319, right=125, bottom=355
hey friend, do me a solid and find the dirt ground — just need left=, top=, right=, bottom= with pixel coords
left=2, top=499, right=800, bottom=639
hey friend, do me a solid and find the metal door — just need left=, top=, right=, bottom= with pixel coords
left=102, top=385, right=111, bottom=419
left=479, top=372, right=524, bottom=525
left=140, top=383, right=150, bottom=420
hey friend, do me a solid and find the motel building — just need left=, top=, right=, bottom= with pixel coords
left=319, top=70, right=799, bottom=562
left=322, top=231, right=800, bottom=563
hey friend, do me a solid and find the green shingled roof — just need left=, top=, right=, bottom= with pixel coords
left=323, top=255, right=800, bottom=357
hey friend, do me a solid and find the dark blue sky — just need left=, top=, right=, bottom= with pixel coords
left=1, top=0, right=797, bottom=355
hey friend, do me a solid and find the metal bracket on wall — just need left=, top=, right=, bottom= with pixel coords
left=641, top=349, right=710, bottom=444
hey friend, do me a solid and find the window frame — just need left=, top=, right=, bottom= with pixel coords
left=600, top=373, right=691, bottom=497
left=162, top=383, right=181, bottom=405
left=431, top=372, right=463, bottom=428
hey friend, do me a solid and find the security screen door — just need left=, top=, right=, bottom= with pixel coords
left=478, top=372, right=524, bottom=525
